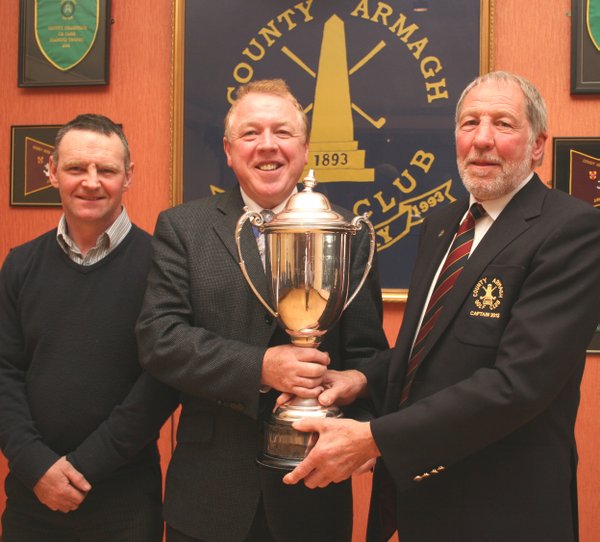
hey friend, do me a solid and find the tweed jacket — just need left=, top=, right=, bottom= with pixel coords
left=137, top=186, right=387, bottom=541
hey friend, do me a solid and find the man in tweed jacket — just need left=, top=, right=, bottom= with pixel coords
left=136, top=79, right=388, bottom=542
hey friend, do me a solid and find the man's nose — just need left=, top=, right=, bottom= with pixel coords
left=81, top=168, right=101, bottom=188
left=473, top=123, right=494, bottom=148
left=256, top=131, right=277, bottom=150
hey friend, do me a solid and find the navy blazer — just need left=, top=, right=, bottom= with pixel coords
left=364, top=175, right=600, bottom=542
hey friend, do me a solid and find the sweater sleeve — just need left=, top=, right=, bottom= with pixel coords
left=0, top=250, right=60, bottom=489
left=67, top=373, right=179, bottom=483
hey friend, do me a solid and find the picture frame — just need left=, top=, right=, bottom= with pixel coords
left=18, top=0, right=111, bottom=87
left=552, top=137, right=600, bottom=209
left=571, top=0, right=600, bottom=94
left=10, top=125, right=61, bottom=206
left=552, top=137, right=600, bottom=354
left=171, top=0, right=495, bottom=300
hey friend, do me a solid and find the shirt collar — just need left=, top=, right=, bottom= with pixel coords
left=56, top=207, right=132, bottom=258
left=239, top=186, right=297, bottom=216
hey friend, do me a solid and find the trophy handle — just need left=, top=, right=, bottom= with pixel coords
left=343, top=214, right=376, bottom=311
left=234, top=210, right=279, bottom=319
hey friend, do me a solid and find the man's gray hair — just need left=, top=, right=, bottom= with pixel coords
left=455, top=71, right=548, bottom=166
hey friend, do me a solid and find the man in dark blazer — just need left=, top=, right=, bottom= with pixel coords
left=136, top=79, right=388, bottom=542
left=283, top=71, right=600, bottom=542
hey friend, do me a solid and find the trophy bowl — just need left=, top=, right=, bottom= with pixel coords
left=235, top=170, right=375, bottom=469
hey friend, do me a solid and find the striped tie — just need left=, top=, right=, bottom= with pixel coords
left=400, top=203, right=486, bottom=405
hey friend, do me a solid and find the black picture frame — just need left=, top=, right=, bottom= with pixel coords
left=10, top=125, right=62, bottom=206
left=552, top=137, right=600, bottom=209
left=171, top=0, right=495, bottom=301
left=571, top=0, right=600, bottom=93
left=18, top=0, right=111, bottom=87
left=552, top=137, right=600, bottom=354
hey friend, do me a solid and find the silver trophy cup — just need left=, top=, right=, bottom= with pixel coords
left=235, top=170, right=375, bottom=469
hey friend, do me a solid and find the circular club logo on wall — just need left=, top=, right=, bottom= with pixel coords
left=183, top=0, right=485, bottom=289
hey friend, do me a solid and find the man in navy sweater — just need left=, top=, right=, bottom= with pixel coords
left=0, top=114, right=178, bottom=541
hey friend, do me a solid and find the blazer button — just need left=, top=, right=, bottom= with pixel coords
left=265, top=314, right=273, bottom=325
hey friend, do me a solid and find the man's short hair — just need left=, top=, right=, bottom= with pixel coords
left=223, top=79, right=309, bottom=142
left=53, top=114, right=131, bottom=169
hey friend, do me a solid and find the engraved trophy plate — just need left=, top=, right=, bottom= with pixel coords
left=235, top=170, right=375, bottom=469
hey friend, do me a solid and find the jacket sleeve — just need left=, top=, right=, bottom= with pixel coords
left=135, top=210, right=268, bottom=420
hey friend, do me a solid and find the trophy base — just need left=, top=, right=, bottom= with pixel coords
left=257, top=398, right=342, bottom=470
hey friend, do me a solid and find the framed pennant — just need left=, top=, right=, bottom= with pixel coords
left=18, top=0, right=111, bottom=87
left=10, top=125, right=61, bottom=206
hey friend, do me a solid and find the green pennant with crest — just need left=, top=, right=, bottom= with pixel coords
left=35, top=0, right=100, bottom=71
left=588, top=0, right=600, bottom=51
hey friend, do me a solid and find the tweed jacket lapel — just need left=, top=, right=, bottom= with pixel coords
left=212, top=187, right=272, bottom=303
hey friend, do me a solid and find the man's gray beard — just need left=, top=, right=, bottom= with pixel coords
left=458, top=153, right=533, bottom=201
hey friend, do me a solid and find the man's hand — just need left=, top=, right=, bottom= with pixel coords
left=318, top=369, right=369, bottom=407
left=33, top=456, right=91, bottom=512
left=282, top=418, right=380, bottom=488
left=274, top=368, right=369, bottom=411
left=262, top=345, right=330, bottom=397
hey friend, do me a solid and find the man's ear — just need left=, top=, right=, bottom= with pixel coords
left=123, top=162, right=134, bottom=192
left=48, top=156, right=59, bottom=189
left=531, top=131, right=547, bottom=164
left=223, top=137, right=233, bottom=167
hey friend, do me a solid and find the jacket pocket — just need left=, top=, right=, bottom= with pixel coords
left=455, top=264, right=526, bottom=347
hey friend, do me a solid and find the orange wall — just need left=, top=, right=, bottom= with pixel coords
left=0, top=1, right=598, bottom=541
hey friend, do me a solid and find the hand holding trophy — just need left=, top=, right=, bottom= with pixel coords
left=235, top=170, right=375, bottom=469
